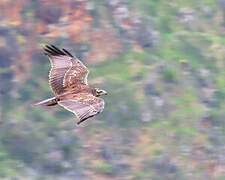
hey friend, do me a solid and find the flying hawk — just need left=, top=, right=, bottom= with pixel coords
left=34, top=45, right=107, bottom=125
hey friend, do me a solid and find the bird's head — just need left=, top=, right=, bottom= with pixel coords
left=95, top=88, right=107, bottom=97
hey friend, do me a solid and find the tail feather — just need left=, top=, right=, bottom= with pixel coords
left=33, top=97, right=58, bottom=106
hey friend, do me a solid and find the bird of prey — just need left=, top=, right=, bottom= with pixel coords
left=34, top=45, right=107, bottom=125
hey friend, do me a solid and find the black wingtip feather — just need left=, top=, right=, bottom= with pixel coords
left=44, top=48, right=55, bottom=56
left=43, top=44, right=73, bottom=57
left=46, top=45, right=62, bottom=55
left=77, top=115, right=95, bottom=125
left=50, top=45, right=65, bottom=55
left=62, top=48, right=73, bottom=57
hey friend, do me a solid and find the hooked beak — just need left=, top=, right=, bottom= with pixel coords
left=101, top=90, right=107, bottom=95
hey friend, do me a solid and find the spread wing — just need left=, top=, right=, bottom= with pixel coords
left=58, top=93, right=104, bottom=124
left=43, top=45, right=89, bottom=95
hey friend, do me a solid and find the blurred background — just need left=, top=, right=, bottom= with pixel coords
left=0, top=0, right=225, bottom=179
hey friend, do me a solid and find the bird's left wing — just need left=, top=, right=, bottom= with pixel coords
left=58, top=93, right=104, bottom=124
left=44, top=45, right=89, bottom=95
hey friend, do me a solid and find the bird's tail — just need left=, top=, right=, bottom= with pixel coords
left=33, top=97, right=58, bottom=106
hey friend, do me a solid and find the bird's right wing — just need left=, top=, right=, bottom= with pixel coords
left=44, top=45, right=89, bottom=95
left=58, top=93, right=104, bottom=124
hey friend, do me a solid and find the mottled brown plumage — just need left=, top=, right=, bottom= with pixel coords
left=34, top=45, right=107, bottom=125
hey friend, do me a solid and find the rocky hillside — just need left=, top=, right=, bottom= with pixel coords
left=0, top=0, right=225, bottom=179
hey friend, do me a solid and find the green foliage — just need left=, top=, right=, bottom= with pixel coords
left=153, top=149, right=163, bottom=156
left=91, top=162, right=114, bottom=174
left=18, top=86, right=32, bottom=101
left=1, top=129, right=45, bottom=164
left=0, top=159, right=20, bottom=178
left=100, top=81, right=141, bottom=127
left=161, top=69, right=177, bottom=83
left=133, top=171, right=149, bottom=180
left=207, top=110, right=225, bottom=127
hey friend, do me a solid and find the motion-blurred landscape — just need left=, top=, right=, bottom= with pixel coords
left=0, top=0, right=225, bottom=179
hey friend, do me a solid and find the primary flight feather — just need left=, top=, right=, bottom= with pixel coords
left=34, top=45, right=107, bottom=125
